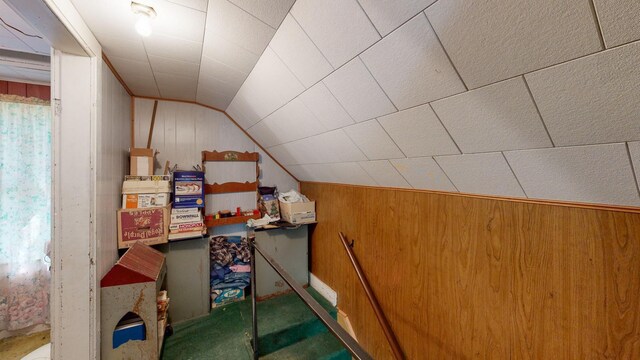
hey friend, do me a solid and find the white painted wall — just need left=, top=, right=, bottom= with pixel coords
left=133, top=98, right=298, bottom=233
left=51, top=50, right=95, bottom=360
left=97, top=63, right=130, bottom=278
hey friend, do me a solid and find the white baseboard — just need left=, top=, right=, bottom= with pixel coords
left=309, top=273, right=337, bottom=306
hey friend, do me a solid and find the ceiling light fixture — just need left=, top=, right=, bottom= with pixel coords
left=131, top=2, right=156, bottom=37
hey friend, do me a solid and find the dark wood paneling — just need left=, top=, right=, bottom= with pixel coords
left=302, top=182, right=640, bottom=359
left=0, top=80, right=50, bottom=100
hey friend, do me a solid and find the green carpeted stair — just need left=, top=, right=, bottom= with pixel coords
left=161, top=288, right=350, bottom=360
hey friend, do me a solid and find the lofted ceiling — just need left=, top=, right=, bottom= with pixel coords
left=0, top=0, right=50, bottom=84
left=226, top=0, right=640, bottom=208
left=70, top=0, right=295, bottom=109
left=69, top=0, right=640, bottom=207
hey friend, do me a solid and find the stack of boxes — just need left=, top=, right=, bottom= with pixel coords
left=169, top=171, right=206, bottom=240
left=117, top=148, right=173, bottom=248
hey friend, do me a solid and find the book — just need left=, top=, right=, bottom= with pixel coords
left=125, top=175, right=171, bottom=181
left=171, top=207, right=200, bottom=215
left=169, top=222, right=204, bottom=232
left=122, top=180, right=171, bottom=194
left=170, top=212, right=202, bottom=224
left=168, top=230, right=204, bottom=240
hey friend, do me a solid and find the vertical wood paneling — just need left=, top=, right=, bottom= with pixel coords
left=133, top=98, right=299, bottom=232
left=7, top=81, right=26, bottom=97
left=97, top=62, right=131, bottom=278
left=301, top=182, right=640, bottom=360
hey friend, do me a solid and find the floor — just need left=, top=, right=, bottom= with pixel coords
left=0, top=331, right=50, bottom=360
left=161, top=288, right=348, bottom=359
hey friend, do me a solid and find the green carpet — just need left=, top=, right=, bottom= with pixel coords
left=161, top=288, right=349, bottom=360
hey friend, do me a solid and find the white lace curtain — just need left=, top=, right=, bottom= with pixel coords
left=0, top=95, right=51, bottom=331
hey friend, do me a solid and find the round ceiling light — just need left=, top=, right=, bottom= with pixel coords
left=131, top=2, right=156, bottom=37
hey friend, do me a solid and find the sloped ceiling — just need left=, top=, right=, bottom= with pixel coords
left=226, top=0, right=640, bottom=207
left=0, top=0, right=50, bottom=84
left=70, top=0, right=295, bottom=108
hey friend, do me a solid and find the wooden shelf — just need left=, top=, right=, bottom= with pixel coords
left=205, top=181, right=258, bottom=194
left=202, top=150, right=259, bottom=162
left=205, top=214, right=260, bottom=228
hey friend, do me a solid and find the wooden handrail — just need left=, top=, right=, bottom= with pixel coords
left=339, top=232, right=405, bottom=360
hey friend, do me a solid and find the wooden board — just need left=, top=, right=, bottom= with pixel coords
left=204, top=181, right=258, bottom=194
left=301, top=182, right=640, bottom=359
left=202, top=150, right=259, bottom=162
left=205, top=214, right=260, bottom=228
left=0, top=80, right=50, bottom=100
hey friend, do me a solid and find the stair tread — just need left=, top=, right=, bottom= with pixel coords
left=257, top=288, right=336, bottom=335
left=260, top=332, right=348, bottom=360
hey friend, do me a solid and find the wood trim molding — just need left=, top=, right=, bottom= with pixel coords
left=301, top=181, right=640, bottom=214
left=102, top=52, right=133, bottom=96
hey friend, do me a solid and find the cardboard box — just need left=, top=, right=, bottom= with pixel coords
left=211, top=287, right=246, bottom=308
left=117, top=204, right=170, bottom=249
left=279, top=201, right=316, bottom=224
left=122, top=193, right=170, bottom=209
left=173, top=171, right=205, bottom=208
left=130, top=148, right=154, bottom=176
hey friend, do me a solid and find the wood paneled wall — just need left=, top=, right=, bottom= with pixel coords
left=0, top=80, right=50, bottom=100
left=301, top=182, right=640, bottom=359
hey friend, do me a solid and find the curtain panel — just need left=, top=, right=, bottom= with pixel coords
left=0, top=95, right=51, bottom=331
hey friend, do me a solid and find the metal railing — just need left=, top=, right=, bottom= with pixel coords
left=249, top=237, right=373, bottom=360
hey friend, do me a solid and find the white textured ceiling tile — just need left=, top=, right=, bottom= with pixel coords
left=504, top=144, right=640, bottom=206
left=358, top=0, right=437, bottom=36
left=431, top=77, right=552, bottom=153
left=97, top=33, right=148, bottom=62
left=360, top=14, right=465, bottom=109
left=593, top=0, right=640, bottom=48
left=247, top=121, right=281, bottom=148
left=227, top=90, right=262, bottom=128
left=269, top=15, right=333, bottom=87
left=435, top=153, right=525, bottom=197
left=166, top=0, right=208, bottom=12
left=149, top=55, right=200, bottom=78
left=285, top=165, right=313, bottom=181
left=108, top=56, right=154, bottom=79
left=344, top=120, right=404, bottom=160
left=228, top=0, right=295, bottom=28
left=525, top=42, right=640, bottom=146
left=426, top=0, right=602, bottom=89
left=155, top=73, right=197, bottom=100
left=144, top=34, right=203, bottom=63
left=299, top=83, right=355, bottom=130
left=290, top=0, right=381, bottom=67
left=237, top=47, right=305, bottom=120
left=328, top=163, right=377, bottom=186
left=127, top=77, right=161, bottom=97
left=378, top=103, right=459, bottom=157
left=206, top=0, right=275, bottom=55
left=323, top=57, right=396, bottom=122
left=257, top=99, right=326, bottom=145
left=196, top=87, right=234, bottom=110
left=201, top=35, right=260, bottom=74
left=390, top=157, right=457, bottom=192
left=199, top=56, right=248, bottom=89
left=358, top=160, right=411, bottom=188
left=268, top=144, right=299, bottom=165
left=629, top=142, right=640, bottom=178
left=293, top=130, right=367, bottom=164
left=152, top=1, right=206, bottom=43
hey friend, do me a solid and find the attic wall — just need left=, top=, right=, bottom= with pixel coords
left=227, top=0, right=640, bottom=208
left=133, top=98, right=298, bottom=227
left=97, top=62, right=131, bottom=278
left=303, top=182, right=640, bottom=359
